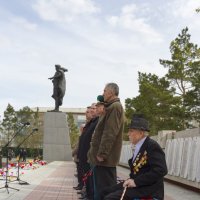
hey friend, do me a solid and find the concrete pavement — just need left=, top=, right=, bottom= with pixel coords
left=0, top=161, right=78, bottom=200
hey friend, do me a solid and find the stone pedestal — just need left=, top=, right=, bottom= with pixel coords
left=43, top=112, right=72, bottom=162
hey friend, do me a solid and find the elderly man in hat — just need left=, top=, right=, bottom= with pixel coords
left=101, top=114, right=168, bottom=200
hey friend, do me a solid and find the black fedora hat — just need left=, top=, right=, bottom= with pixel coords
left=129, top=114, right=150, bottom=132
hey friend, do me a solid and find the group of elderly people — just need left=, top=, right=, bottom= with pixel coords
left=72, top=82, right=167, bottom=200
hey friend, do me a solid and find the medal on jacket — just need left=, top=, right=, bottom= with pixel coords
left=132, top=151, right=148, bottom=174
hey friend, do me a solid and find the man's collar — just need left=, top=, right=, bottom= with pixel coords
left=104, top=97, right=120, bottom=107
left=135, top=136, right=147, bottom=148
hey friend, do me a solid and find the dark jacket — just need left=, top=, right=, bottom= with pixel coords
left=72, top=139, right=80, bottom=163
left=88, top=98, right=124, bottom=167
left=77, top=121, right=92, bottom=161
left=78, top=117, right=99, bottom=164
left=127, top=137, right=168, bottom=199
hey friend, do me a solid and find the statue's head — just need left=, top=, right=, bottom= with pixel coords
left=55, top=64, right=61, bottom=71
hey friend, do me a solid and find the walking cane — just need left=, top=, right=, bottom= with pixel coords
left=120, top=186, right=127, bottom=200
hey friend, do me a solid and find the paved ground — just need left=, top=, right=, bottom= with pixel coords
left=0, top=161, right=200, bottom=200
left=0, top=161, right=78, bottom=200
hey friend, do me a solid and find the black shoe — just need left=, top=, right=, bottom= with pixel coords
left=73, top=185, right=83, bottom=190
left=73, top=184, right=80, bottom=188
left=79, top=197, right=88, bottom=200
left=73, top=184, right=81, bottom=189
left=77, top=191, right=85, bottom=195
left=79, top=194, right=88, bottom=199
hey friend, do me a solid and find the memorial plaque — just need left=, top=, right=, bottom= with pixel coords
left=187, top=138, right=198, bottom=181
left=168, top=140, right=176, bottom=175
left=173, top=138, right=184, bottom=176
left=120, top=144, right=132, bottom=164
left=180, top=138, right=191, bottom=178
left=127, top=145, right=132, bottom=162
left=171, top=139, right=179, bottom=175
left=120, top=145, right=125, bottom=163
left=195, top=137, right=200, bottom=182
left=165, top=139, right=172, bottom=171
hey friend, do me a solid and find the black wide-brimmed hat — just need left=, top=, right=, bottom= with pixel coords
left=129, top=114, right=150, bottom=132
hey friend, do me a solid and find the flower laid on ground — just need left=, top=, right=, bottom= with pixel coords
left=0, top=159, right=48, bottom=179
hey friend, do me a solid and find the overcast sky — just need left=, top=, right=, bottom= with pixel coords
left=0, top=0, right=200, bottom=118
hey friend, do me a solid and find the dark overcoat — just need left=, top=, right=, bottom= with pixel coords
left=102, top=137, right=168, bottom=200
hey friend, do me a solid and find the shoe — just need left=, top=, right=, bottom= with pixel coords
left=73, top=184, right=80, bottom=188
left=73, top=185, right=83, bottom=190
left=77, top=191, right=85, bottom=195
left=76, top=186, right=83, bottom=190
left=79, top=194, right=88, bottom=199
left=79, top=197, right=88, bottom=200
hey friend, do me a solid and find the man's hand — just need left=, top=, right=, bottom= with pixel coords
left=123, top=179, right=136, bottom=188
left=96, top=156, right=104, bottom=162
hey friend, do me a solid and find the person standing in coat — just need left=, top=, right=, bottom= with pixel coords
left=88, top=82, right=124, bottom=200
left=22, top=149, right=27, bottom=162
left=78, top=103, right=99, bottom=200
left=101, top=114, right=168, bottom=200
left=73, top=106, right=93, bottom=190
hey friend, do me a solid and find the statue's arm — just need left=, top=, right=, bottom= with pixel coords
left=48, top=72, right=62, bottom=80
left=61, top=67, right=68, bottom=72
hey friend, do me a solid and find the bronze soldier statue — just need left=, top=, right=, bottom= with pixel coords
left=48, top=64, right=68, bottom=111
